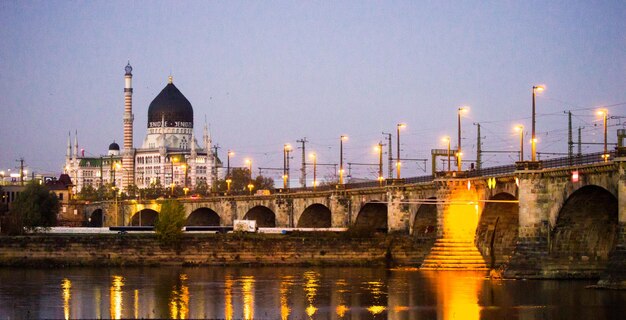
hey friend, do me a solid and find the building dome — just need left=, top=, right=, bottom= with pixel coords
left=108, top=141, right=120, bottom=151
left=147, top=79, right=193, bottom=129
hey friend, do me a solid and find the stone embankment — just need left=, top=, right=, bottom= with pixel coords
left=0, top=233, right=433, bottom=267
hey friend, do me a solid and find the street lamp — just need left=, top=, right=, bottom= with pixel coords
left=310, top=152, right=317, bottom=190
left=339, top=135, right=348, bottom=185
left=598, top=109, right=609, bottom=162
left=457, top=107, right=468, bottom=172
left=283, top=144, right=292, bottom=189
left=375, top=143, right=384, bottom=185
left=396, top=123, right=406, bottom=179
left=531, top=85, right=545, bottom=161
left=515, top=125, right=525, bottom=161
left=245, top=158, right=252, bottom=186
left=442, top=136, right=451, bottom=172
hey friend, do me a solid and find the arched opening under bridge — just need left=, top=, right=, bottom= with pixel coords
left=353, top=202, right=388, bottom=233
left=243, top=206, right=276, bottom=228
left=186, top=208, right=220, bottom=226
left=475, top=192, right=518, bottom=267
left=131, top=209, right=159, bottom=226
left=297, top=204, right=332, bottom=228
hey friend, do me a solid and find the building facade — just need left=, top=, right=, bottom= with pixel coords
left=64, top=63, right=220, bottom=194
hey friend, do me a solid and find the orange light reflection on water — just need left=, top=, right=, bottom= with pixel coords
left=303, top=271, right=320, bottom=318
left=241, top=276, right=255, bottom=320
left=169, top=274, right=189, bottom=319
left=224, top=276, right=233, bottom=320
left=280, top=276, right=295, bottom=320
left=434, top=271, right=482, bottom=320
left=61, top=278, right=71, bottom=320
left=110, top=275, right=124, bottom=319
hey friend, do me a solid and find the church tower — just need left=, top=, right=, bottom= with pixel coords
left=122, top=62, right=135, bottom=190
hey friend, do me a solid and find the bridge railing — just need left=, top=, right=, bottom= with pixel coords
left=213, top=151, right=618, bottom=197
left=540, top=150, right=616, bottom=169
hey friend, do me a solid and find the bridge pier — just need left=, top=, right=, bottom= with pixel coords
left=598, top=156, right=626, bottom=288
left=387, top=187, right=410, bottom=232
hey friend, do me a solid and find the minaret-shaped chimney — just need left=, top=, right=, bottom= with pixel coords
left=73, top=130, right=79, bottom=160
left=66, top=131, right=72, bottom=161
left=122, top=62, right=135, bottom=190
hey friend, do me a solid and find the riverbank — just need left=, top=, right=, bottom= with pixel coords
left=0, top=233, right=433, bottom=267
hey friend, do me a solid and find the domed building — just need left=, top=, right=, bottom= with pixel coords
left=63, top=63, right=220, bottom=194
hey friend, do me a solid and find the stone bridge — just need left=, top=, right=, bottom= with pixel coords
left=83, top=154, right=625, bottom=277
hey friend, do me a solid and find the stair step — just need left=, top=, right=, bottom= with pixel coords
left=420, top=238, right=488, bottom=271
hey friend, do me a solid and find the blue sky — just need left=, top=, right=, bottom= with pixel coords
left=1, top=1, right=625, bottom=182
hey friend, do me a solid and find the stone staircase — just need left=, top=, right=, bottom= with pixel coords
left=420, top=238, right=489, bottom=270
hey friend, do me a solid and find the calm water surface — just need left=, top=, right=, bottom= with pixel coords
left=0, top=266, right=624, bottom=319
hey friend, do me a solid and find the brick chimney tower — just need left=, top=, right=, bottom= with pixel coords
left=122, top=62, right=135, bottom=190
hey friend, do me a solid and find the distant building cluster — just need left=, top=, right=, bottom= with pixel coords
left=63, top=63, right=222, bottom=194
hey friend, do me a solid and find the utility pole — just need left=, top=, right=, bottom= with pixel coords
left=297, top=138, right=308, bottom=188
left=577, top=127, right=584, bottom=157
left=474, top=123, right=482, bottom=170
left=382, top=132, right=393, bottom=179
left=567, top=111, right=573, bottom=159
left=17, top=158, right=24, bottom=185
left=212, top=144, right=220, bottom=192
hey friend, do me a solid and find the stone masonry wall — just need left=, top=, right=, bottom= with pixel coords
left=0, top=234, right=432, bottom=268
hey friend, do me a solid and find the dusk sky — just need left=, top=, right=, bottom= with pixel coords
left=1, top=1, right=625, bottom=183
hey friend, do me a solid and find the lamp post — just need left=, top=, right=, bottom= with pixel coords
left=531, top=85, right=545, bottom=161
left=375, top=142, right=384, bottom=185
left=310, top=152, right=317, bottom=191
left=442, top=137, right=451, bottom=172
left=226, top=150, right=234, bottom=194
left=283, top=144, right=292, bottom=189
left=339, top=135, right=348, bottom=185
left=515, top=125, right=524, bottom=161
left=396, top=123, right=406, bottom=179
left=598, top=109, right=609, bottom=162
left=245, top=158, right=254, bottom=195
left=457, top=107, right=468, bottom=172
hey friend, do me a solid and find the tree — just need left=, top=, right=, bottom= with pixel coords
left=154, top=199, right=186, bottom=245
left=77, top=184, right=98, bottom=201
left=193, top=180, right=209, bottom=196
left=214, top=168, right=275, bottom=194
left=140, top=181, right=166, bottom=200
left=6, top=182, right=59, bottom=234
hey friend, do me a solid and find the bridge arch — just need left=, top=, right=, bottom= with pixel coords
left=186, top=207, right=220, bottom=226
left=297, top=204, right=332, bottom=228
left=551, top=185, right=618, bottom=260
left=353, top=202, right=388, bottom=233
left=131, top=209, right=159, bottom=226
left=243, top=206, right=276, bottom=227
left=88, top=209, right=103, bottom=227
left=475, top=192, right=519, bottom=266
left=412, top=197, right=437, bottom=240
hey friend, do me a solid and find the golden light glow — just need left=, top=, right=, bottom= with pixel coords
left=280, top=276, right=295, bottom=320
left=515, top=125, right=524, bottom=132
left=434, top=272, right=481, bottom=320
left=228, top=150, right=235, bottom=157
left=309, top=152, right=316, bottom=159
left=284, top=144, right=292, bottom=151
left=597, top=108, right=608, bottom=116
left=443, top=188, right=481, bottom=243
left=533, top=85, right=545, bottom=92
left=367, top=306, right=387, bottom=315
left=336, top=305, right=350, bottom=317
left=169, top=274, right=189, bottom=319
left=340, top=135, right=348, bottom=141
left=110, top=275, right=124, bottom=319
left=224, top=276, right=233, bottom=320
left=244, top=159, right=251, bottom=165
left=134, top=289, right=139, bottom=320
left=442, top=136, right=450, bottom=143
left=62, top=278, right=71, bottom=320
left=397, top=123, right=407, bottom=129
left=242, top=276, right=255, bottom=320
left=304, top=271, right=320, bottom=318
left=115, top=163, right=122, bottom=170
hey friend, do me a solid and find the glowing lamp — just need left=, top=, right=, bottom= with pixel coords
left=571, top=171, right=579, bottom=183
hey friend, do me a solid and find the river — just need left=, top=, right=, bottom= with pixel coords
left=0, top=266, right=624, bottom=319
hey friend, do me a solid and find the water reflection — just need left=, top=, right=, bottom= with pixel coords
left=169, top=273, right=189, bottom=319
left=109, top=275, right=124, bottom=319
left=0, top=267, right=623, bottom=319
left=61, top=278, right=71, bottom=320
